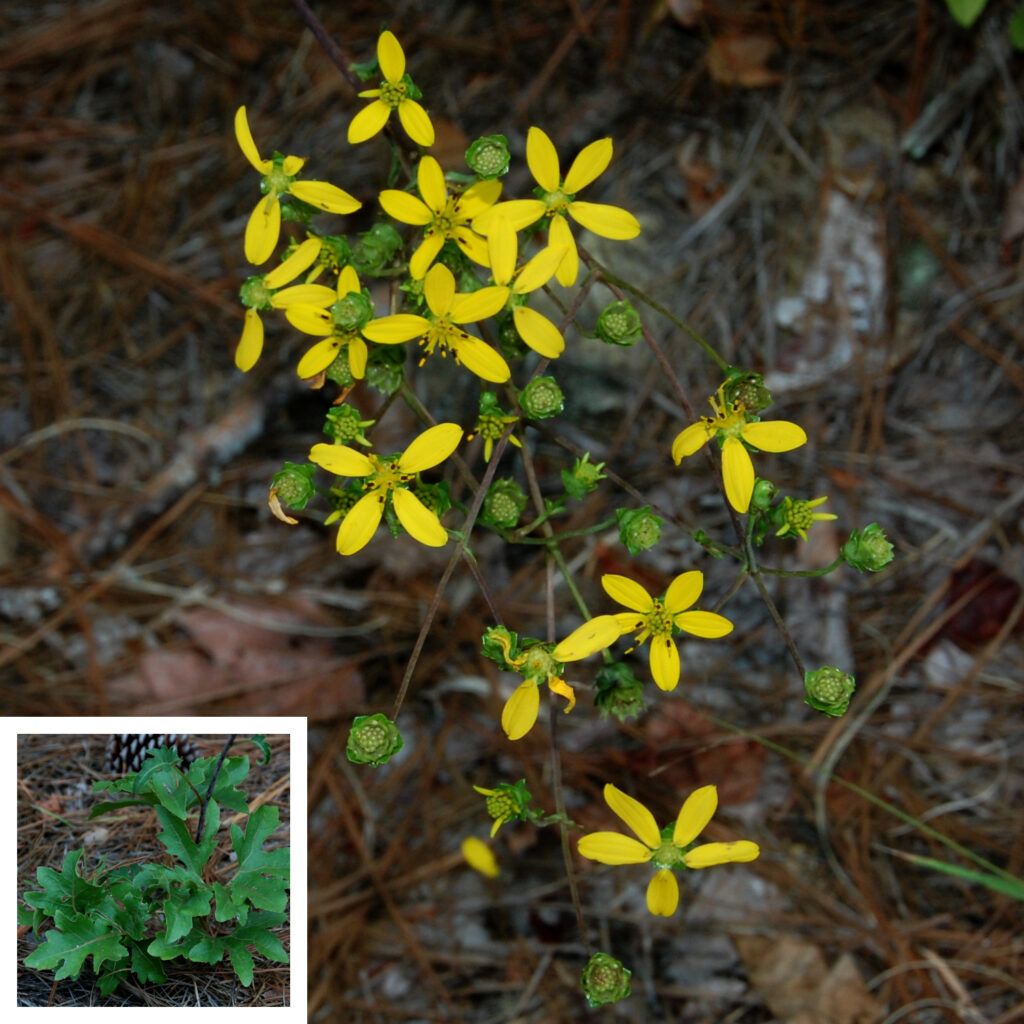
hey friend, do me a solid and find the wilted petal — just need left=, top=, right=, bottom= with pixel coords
left=577, top=832, right=652, bottom=865
left=526, top=126, right=561, bottom=192
left=563, top=137, right=613, bottom=193
left=290, top=180, right=361, bottom=215
left=673, top=785, right=717, bottom=847
left=235, top=309, right=263, bottom=372
left=347, top=100, right=390, bottom=144
left=646, top=869, right=679, bottom=917
left=398, top=99, right=435, bottom=147
left=552, top=615, right=621, bottom=663
left=308, top=443, right=373, bottom=476
left=399, top=422, right=463, bottom=473
left=721, top=436, right=755, bottom=513
left=740, top=419, right=807, bottom=453
left=683, top=840, right=760, bottom=869
left=602, top=574, right=653, bottom=612
left=502, top=679, right=540, bottom=741
left=548, top=676, right=576, bottom=713
left=336, top=492, right=385, bottom=555
left=649, top=636, right=680, bottom=691
left=604, top=783, right=660, bottom=848
left=393, top=487, right=448, bottom=546
left=568, top=200, right=640, bottom=240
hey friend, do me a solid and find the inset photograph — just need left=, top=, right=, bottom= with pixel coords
left=17, top=729, right=292, bottom=1008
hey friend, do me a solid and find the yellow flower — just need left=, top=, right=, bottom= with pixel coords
left=492, top=620, right=619, bottom=741
left=775, top=496, right=838, bottom=541
left=347, top=30, right=435, bottom=148
left=475, top=126, right=640, bottom=286
left=553, top=573, right=733, bottom=692
left=308, top=422, right=462, bottom=555
left=461, top=837, right=499, bottom=878
left=486, top=215, right=567, bottom=359
left=578, top=783, right=760, bottom=917
left=236, top=238, right=337, bottom=372
left=379, top=156, right=501, bottom=279
left=235, top=106, right=361, bottom=266
left=362, top=263, right=511, bottom=382
left=671, top=386, right=807, bottom=514
left=285, top=265, right=400, bottom=380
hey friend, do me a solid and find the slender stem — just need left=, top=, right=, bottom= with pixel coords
left=195, top=734, right=236, bottom=843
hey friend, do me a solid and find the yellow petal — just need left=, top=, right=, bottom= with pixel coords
left=362, top=314, right=429, bottom=343
left=377, top=29, right=405, bottom=83
left=601, top=574, right=653, bottom=613
left=409, top=233, right=446, bottom=281
left=513, top=245, right=566, bottom=295
left=548, top=676, right=576, bottom=713
left=568, top=200, right=641, bottom=240
left=308, top=443, right=374, bottom=476
left=347, top=100, right=391, bottom=144
left=452, top=334, right=511, bottom=383
left=501, top=679, right=540, bottom=741
left=337, top=265, right=360, bottom=297
left=549, top=215, right=579, bottom=286
left=423, top=263, right=455, bottom=314
left=649, top=636, right=680, bottom=691
left=416, top=155, right=448, bottom=213
left=457, top=179, right=503, bottom=219
left=474, top=199, right=546, bottom=234
left=281, top=155, right=306, bottom=176
left=614, top=611, right=646, bottom=634
left=397, top=99, right=435, bottom=147
left=399, top=422, right=463, bottom=473
left=526, top=126, right=561, bottom=192
left=450, top=285, right=509, bottom=324
left=453, top=228, right=491, bottom=269
left=671, top=421, right=712, bottom=463
left=563, top=137, right=613, bottom=193
left=740, top=420, right=808, bottom=453
left=461, top=837, right=499, bottom=878
left=235, top=309, right=263, bottom=372
left=296, top=338, right=340, bottom=378
left=348, top=336, right=368, bottom=378
left=722, top=436, right=755, bottom=513
left=486, top=215, right=516, bottom=286
left=289, top=180, right=362, bottom=215
left=683, top=840, right=760, bottom=869
left=604, top=783, right=660, bottom=848
left=673, top=785, right=717, bottom=847
left=285, top=305, right=333, bottom=335
left=244, top=195, right=280, bottom=266
left=270, top=284, right=336, bottom=308
left=393, top=487, right=448, bottom=546
left=577, top=832, right=652, bottom=865
left=674, top=610, right=733, bottom=639
left=665, top=571, right=702, bottom=615
left=378, top=189, right=433, bottom=226
left=234, top=106, right=271, bottom=173
left=263, top=237, right=322, bottom=289
left=551, top=615, right=621, bottom=662
left=646, top=869, right=679, bottom=917
left=336, top=492, right=385, bottom=555
left=512, top=306, right=564, bottom=358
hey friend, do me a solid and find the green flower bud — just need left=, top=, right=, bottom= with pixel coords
left=481, top=625, right=519, bottom=670
left=331, top=289, right=374, bottom=332
left=271, top=462, right=316, bottom=510
left=562, top=453, right=606, bottom=499
left=365, top=345, right=405, bottom=395
left=595, top=300, right=642, bottom=346
left=581, top=952, right=631, bottom=1008
left=351, top=222, right=403, bottom=275
left=804, top=666, right=856, bottom=717
left=616, top=506, right=663, bottom=555
left=518, top=642, right=560, bottom=682
left=347, top=713, right=404, bottom=766
left=750, top=478, right=777, bottom=511
left=474, top=779, right=533, bottom=834
left=841, top=523, right=894, bottom=572
left=519, top=376, right=564, bottom=419
left=496, top=313, right=529, bottom=360
left=593, top=662, right=646, bottom=722
left=484, top=478, right=528, bottom=529
left=323, top=404, right=375, bottom=446
left=466, top=134, right=511, bottom=179
left=239, top=275, right=273, bottom=310
left=723, top=370, right=773, bottom=413
left=324, top=346, right=355, bottom=387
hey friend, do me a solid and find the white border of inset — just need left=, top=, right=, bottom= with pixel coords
left=8, top=717, right=306, bottom=1019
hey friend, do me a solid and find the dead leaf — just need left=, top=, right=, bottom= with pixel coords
left=707, top=34, right=783, bottom=88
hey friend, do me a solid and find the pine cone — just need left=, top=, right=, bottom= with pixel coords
left=105, top=734, right=199, bottom=775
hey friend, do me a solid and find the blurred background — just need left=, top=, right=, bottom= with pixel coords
left=3, top=0, right=1023, bottom=1019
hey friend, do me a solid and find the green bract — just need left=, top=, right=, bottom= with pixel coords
left=272, top=462, right=316, bottom=510
left=347, top=713, right=404, bottom=766
left=595, top=300, right=642, bottom=346
left=20, top=743, right=289, bottom=995
left=616, top=505, right=663, bottom=554
left=519, top=376, right=564, bottom=419
left=842, top=523, right=894, bottom=572
left=581, top=951, right=631, bottom=1007
left=805, top=666, right=856, bottom=716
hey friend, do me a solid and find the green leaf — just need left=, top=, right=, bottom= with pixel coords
left=135, top=747, right=192, bottom=819
left=147, top=930, right=193, bottom=961
left=248, top=734, right=272, bottom=765
left=232, top=911, right=290, bottom=963
left=945, top=0, right=988, bottom=27
left=24, top=910, right=129, bottom=980
left=187, top=934, right=225, bottom=964
left=898, top=850, right=1024, bottom=901
left=222, top=938, right=255, bottom=986
left=154, top=800, right=220, bottom=879
left=96, top=963, right=129, bottom=997
left=25, top=849, right=107, bottom=918
left=130, top=941, right=168, bottom=984
left=194, top=755, right=251, bottom=815
left=1010, top=5, right=1024, bottom=48
left=230, top=805, right=290, bottom=912
left=212, top=881, right=249, bottom=925
left=88, top=797, right=159, bottom=820
left=164, top=886, right=212, bottom=943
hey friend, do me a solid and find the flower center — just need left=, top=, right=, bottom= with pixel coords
left=421, top=320, right=466, bottom=364
left=429, top=197, right=462, bottom=237
left=638, top=599, right=674, bottom=644
left=540, top=187, right=574, bottom=217
left=263, top=164, right=293, bottom=198
left=367, top=454, right=412, bottom=496
left=650, top=840, right=686, bottom=871
left=380, top=80, right=407, bottom=109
